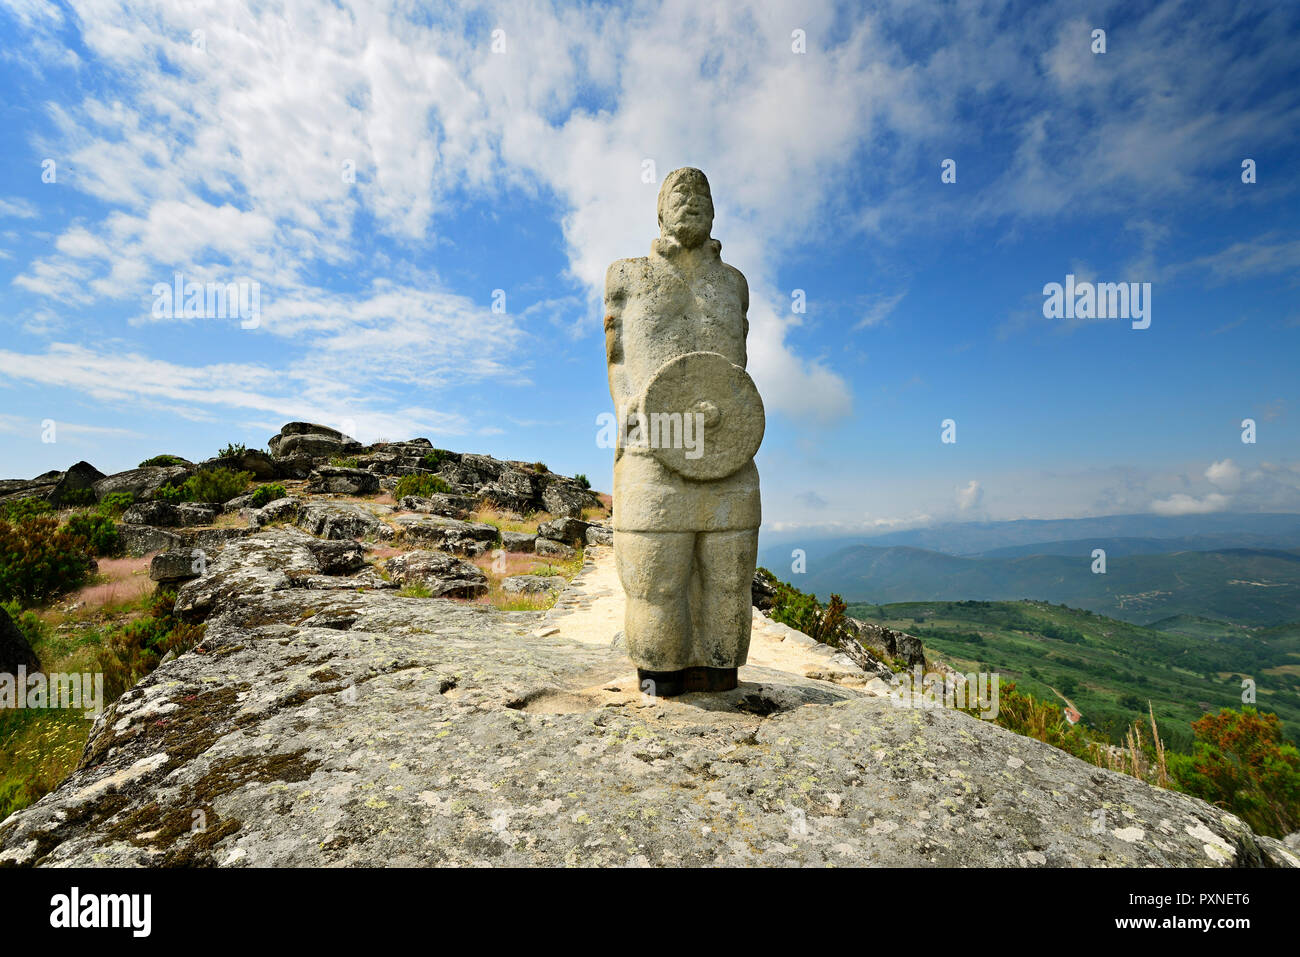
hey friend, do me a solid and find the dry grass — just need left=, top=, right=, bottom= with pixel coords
left=469, top=505, right=551, bottom=535
left=1094, top=703, right=1170, bottom=787
left=60, top=555, right=156, bottom=618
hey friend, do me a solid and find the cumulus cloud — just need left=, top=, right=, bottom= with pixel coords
left=1205, top=458, right=1242, bottom=491
left=957, top=479, right=983, bottom=511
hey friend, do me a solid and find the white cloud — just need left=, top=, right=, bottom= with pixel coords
left=957, top=479, right=983, bottom=511
left=1205, top=458, right=1242, bottom=491
left=854, top=291, right=906, bottom=331
left=1149, top=492, right=1230, bottom=517
left=0, top=197, right=39, bottom=218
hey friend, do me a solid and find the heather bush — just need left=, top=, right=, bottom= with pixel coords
left=249, top=482, right=288, bottom=508
left=0, top=498, right=54, bottom=522
left=63, top=511, right=122, bottom=557
left=395, top=474, right=451, bottom=499
left=139, top=454, right=188, bottom=467
left=0, top=516, right=95, bottom=606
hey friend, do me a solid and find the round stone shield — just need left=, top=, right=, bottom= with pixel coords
left=639, top=351, right=764, bottom=480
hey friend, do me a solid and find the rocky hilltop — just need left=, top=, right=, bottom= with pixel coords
left=0, top=425, right=1296, bottom=867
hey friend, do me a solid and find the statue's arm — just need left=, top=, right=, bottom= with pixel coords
left=604, top=260, right=630, bottom=411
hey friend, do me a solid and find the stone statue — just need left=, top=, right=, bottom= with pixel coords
left=604, top=167, right=764, bottom=696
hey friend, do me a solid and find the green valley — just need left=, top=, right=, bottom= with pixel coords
left=845, top=599, right=1300, bottom=751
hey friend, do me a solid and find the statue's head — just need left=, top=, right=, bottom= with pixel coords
left=657, top=167, right=714, bottom=249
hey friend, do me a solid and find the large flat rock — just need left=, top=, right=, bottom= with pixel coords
left=1, top=533, right=1293, bottom=867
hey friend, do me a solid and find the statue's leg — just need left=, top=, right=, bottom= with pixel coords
left=689, top=528, right=759, bottom=683
left=615, top=530, right=695, bottom=693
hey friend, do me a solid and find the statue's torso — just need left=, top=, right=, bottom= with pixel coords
left=616, top=248, right=747, bottom=402
left=610, top=243, right=759, bottom=532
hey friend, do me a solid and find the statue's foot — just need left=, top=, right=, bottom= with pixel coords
left=637, top=667, right=737, bottom=696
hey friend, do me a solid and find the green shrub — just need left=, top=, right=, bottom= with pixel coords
left=532, top=462, right=548, bottom=473
left=154, top=468, right=252, bottom=504
left=64, top=511, right=122, bottom=557
left=575, top=473, right=591, bottom=489
left=186, top=468, right=251, bottom=503
left=395, top=474, right=452, bottom=499
left=1168, top=707, right=1300, bottom=838
left=154, top=482, right=187, bottom=503
left=0, top=497, right=54, bottom=522
left=96, top=492, right=135, bottom=517
left=767, top=574, right=854, bottom=649
left=139, top=454, right=188, bottom=468
left=1, top=599, right=48, bottom=647
left=57, top=488, right=96, bottom=506
left=249, top=483, right=288, bottom=508
left=419, top=450, right=444, bottom=470
left=0, top=516, right=94, bottom=606
left=217, top=442, right=247, bottom=458
left=329, top=456, right=360, bottom=469
left=97, top=589, right=205, bottom=702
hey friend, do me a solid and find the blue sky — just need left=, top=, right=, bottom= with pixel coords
left=1, top=0, right=1297, bottom=539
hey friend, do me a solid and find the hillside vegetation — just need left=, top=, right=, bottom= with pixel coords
left=846, top=598, right=1300, bottom=751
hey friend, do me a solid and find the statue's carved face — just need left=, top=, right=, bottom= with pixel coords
left=660, top=178, right=714, bottom=248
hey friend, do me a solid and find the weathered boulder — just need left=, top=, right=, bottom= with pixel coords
left=392, top=514, right=497, bottom=556
left=385, top=550, right=488, bottom=598
left=296, top=502, right=393, bottom=541
left=123, top=501, right=218, bottom=528
left=534, top=537, right=576, bottom=560
left=119, top=525, right=185, bottom=556
left=536, top=517, right=591, bottom=547
left=500, top=530, right=537, bottom=553
left=848, top=618, right=926, bottom=669
left=2, top=563, right=1294, bottom=868
left=502, top=575, right=566, bottom=595
left=584, top=524, right=614, bottom=546
left=92, top=466, right=191, bottom=503
left=149, top=550, right=205, bottom=583
left=302, top=539, right=367, bottom=575
left=268, top=423, right=358, bottom=460
left=202, top=449, right=277, bottom=480
left=49, top=461, right=104, bottom=505
left=248, top=496, right=302, bottom=526
left=173, top=528, right=326, bottom=620
left=540, top=479, right=592, bottom=518
left=397, top=494, right=475, bottom=517
left=476, top=469, right=538, bottom=514
left=751, top=569, right=779, bottom=611
left=0, top=605, right=41, bottom=676
left=307, top=467, right=380, bottom=496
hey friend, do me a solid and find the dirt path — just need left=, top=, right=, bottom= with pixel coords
left=534, top=545, right=892, bottom=696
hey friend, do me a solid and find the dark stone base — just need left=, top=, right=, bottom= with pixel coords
left=637, top=667, right=738, bottom=697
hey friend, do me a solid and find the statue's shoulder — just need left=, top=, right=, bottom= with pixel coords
left=720, top=260, right=749, bottom=295
left=605, top=257, right=649, bottom=297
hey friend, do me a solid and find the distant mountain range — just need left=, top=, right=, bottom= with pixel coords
left=759, top=513, right=1300, bottom=627
left=761, top=512, right=1300, bottom=561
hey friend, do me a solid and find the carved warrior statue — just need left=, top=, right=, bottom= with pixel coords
left=604, top=167, right=764, bottom=696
